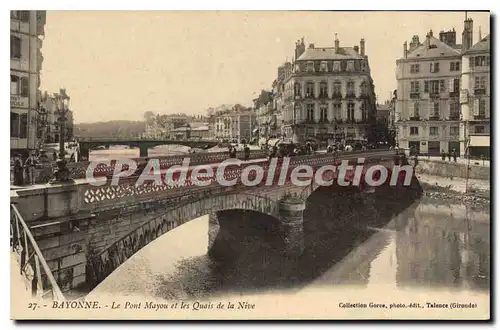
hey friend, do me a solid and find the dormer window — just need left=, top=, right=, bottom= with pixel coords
left=294, top=63, right=300, bottom=72
left=320, top=61, right=328, bottom=72
left=346, top=61, right=355, bottom=72
left=307, top=61, right=314, bottom=72
left=333, top=61, right=341, bottom=72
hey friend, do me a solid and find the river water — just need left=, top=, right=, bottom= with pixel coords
left=86, top=148, right=490, bottom=303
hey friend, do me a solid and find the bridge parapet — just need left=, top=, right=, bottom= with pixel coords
left=15, top=150, right=406, bottom=222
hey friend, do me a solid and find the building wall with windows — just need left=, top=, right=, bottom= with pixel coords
left=395, top=27, right=466, bottom=156
left=212, top=106, right=256, bottom=143
left=460, top=34, right=490, bottom=158
left=10, top=10, right=46, bottom=154
left=281, top=36, right=377, bottom=144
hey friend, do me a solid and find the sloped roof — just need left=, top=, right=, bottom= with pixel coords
left=406, top=36, right=461, bottom=59
left=297, top=47, right=364, bottom=61
left=465, top=34, right=490, bottom=54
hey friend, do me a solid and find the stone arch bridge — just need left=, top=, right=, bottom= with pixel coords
left=76, top=137, right=219, bottom=160
left=11, top=150, right=419, bottom=297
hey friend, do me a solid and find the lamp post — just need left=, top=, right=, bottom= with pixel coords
left=35, top=101, right=47, bottom=150
left=50, top=90, right=73, bottom=183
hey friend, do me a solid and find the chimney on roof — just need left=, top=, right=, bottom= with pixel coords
left=403, top=41, right=408, bottom=58
left=462, top=17, right=474, bottom=51
left=479, top=26, right=482, bottom=40
left=353, top=45, right=359, bottom=53
left=409, top=35, right=420, bottom=51
left=295, top=38, right=306, bottom=59
left=439, top=29, right=457, bottom=46
left=334, top=33, right=340, bottom=53
left=425, top=33, right=431, bottom=49
left=309, top=43, right=314, bottom=49
left=429, top=29, right=433, bottom=37
left=360, top=38, right=365, bottom=56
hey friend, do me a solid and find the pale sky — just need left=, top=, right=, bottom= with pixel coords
left=39, top=11, right=490, bottom=124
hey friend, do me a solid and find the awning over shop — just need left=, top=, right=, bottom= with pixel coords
left=469, top=135, right=490, bottom=147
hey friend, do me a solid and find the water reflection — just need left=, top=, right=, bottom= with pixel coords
left=89, top=195, right=490, bottom=300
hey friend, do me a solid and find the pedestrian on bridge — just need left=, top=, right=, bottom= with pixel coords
left=243, top=144, right=250, bottom=161
left=24, top=151, right=39, bottom=185
left=13, top=154, right=24, bottom=186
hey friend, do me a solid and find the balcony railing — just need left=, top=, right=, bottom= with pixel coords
left=410, top=92, right=420, bottom=99
left=429, top=91, right=440, bottom=99
left=304, top=93, right=314, bottom=99
left=10, top=203, right=66, bottom=301
left=474, top=88, right=486, bottom=96
left=473, top=115, right=487, bottom=120
left=332, top=93, right=342, bottom=99
left=428, top=116, right=440, bottom=121
left=346, top=91, right=356, bottom=98
left=409, top=116, right=420, bottom=121
left=318, top=93, right=329, bottom=99
left=449, top=91, right=459, bottom=97
left=448, top=115, right=460, bottom=121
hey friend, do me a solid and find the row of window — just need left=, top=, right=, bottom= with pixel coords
left=409, top=125, right=486, bottom=136
left=10, top=11, right=30, bottom=22
left=295, top=60, right=368, bottom=74
left=409, top=126, right=459, bottom=136
left=10, top=75, right=29, bottom=96
left=410, top=61, right=461, bottom=74
left=410, top=78, right=461, bottom=94
left=294, top=81, right=367, bottom=96
left=409, top=76, right=487, bottom=96
left=470, top=56, right=490, bottom=68
left=409, top=101, right=461, bottom=118
left=408, top=99, right=486, bottom=118
left=301, top=103, right=367, bottom=122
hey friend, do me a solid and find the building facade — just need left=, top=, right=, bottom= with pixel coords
left=281, top=36, right=377, bottom=145
left=10, top=10, right=46, bottom=155
left=212, top=105, right=256, bottom=143
left=395, top=18, right=485, bottom=157
left=460, top=34, right=490, bottom=158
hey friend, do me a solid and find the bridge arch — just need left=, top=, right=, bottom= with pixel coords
left=87, top=192, right=281, bottom=286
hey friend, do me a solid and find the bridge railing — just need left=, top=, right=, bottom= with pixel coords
left=32, top=150, right=268, bottom=184
left=10, top=204, right=66, bottom=301
left=81, top=149, right=398, bottom=210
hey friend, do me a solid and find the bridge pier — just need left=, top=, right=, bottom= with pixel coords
left=279, top=199, right=305, bottom=257
left=139, top=145, right=149, bottom=158
left=207, top=211, right=246, bottom=262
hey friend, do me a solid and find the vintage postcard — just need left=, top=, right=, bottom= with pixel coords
left=9, top=10, right=490, bottom=320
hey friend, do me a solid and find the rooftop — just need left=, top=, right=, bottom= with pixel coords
left=465, top=34, right=490, bottom=54
left=406, top=35, right=461, bottom=59
left=297, top=47, right=364, bottom=61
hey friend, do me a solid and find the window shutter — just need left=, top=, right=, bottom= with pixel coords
left=474, top=99, right=480, bottom=116
left=408, top=102, right=414, bottom=117
left=449, top=79, right=454, bottom=92
left=21, top=77, right=29, bottom=97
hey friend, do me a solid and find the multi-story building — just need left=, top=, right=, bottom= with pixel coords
left=460, top=33, right=490, bottom=158
left=395, top=18, right=481, bottom=156
left=281, top=36, right=377, bottom=145
left=10, top=10, right=46, bottom=156
left=212, top=105, right=256, bottom=143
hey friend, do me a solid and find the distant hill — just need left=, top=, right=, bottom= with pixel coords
left=74, top=120, right=146, bottom=138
